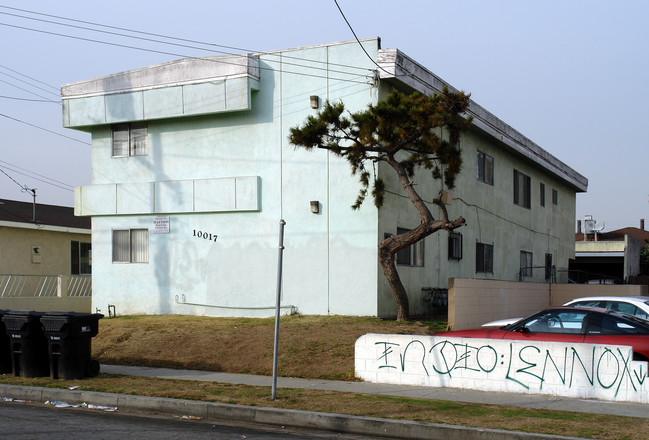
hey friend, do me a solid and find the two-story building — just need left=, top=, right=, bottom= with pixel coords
left=61, top=38, right=587, bottom=318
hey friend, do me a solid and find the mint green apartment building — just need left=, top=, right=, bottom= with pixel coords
left=62, top=38, right=587, bottom=318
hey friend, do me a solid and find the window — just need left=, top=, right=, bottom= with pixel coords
left=112, top=229, right=149, bottom=263
left=476, top=151, right=494, bottom=185
left=71, top=241, right=92, bottom=274
left=539, top=183, right=545, bottom=207
left=395, top=227, right=424, bottom=267
left=544, top=253, right=553, bottom=281
left=552, top=189, right=558, bottom=205
left=520, top=251, right=533, bottom=278
left=112, top=123, right=147, bottom=157
left=522, top=310, right=588, bottom=334
left=513, top=170, right=531, bottom=208
left=476, top=242, right=493, bottom=273
left=448, top=232, right=462, bottom=260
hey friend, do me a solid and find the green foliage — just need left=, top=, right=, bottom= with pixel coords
left=289, top=89, right=472, bottom=209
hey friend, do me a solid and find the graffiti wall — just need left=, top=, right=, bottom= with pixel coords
left=355, top=333, right=649, bottom=403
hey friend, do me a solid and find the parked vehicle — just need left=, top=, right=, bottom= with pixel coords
left=564, top=296, right=649, bottom=320
left=442, top=306, right=649, bottom=361
left=481, top=296, right=649, bottom=327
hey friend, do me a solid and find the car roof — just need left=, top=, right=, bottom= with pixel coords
left=566, top=296, right=649, bottom=304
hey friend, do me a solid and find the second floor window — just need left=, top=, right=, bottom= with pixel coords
left=476, top=151, right=494, bottom=185
left=552, top=189, right=558, bottom=205
left=540, top=182, right=545, bottom=207
left=513, top=169, right=531, bottom=208
left=112, top=123, right=147, bottom=157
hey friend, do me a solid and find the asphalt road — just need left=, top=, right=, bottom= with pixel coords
left=0, top=400, right=383, bottom=440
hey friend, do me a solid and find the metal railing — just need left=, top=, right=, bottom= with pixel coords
left=0, top=274, right=91, bottom=298
left=518, top=267, right=624, bottom=285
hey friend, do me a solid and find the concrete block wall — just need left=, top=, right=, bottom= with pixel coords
left=448, top=278, right=649, bottom=330
left=448, top=278, right=549, bottom=330
left=356, top=333, right=649, bottom=403
left=550, top=283, right=648, bottom=307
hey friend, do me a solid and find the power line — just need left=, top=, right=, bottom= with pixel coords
left=0, top=65, right=59, bottom=96
left=0, top=63, right=59, bottom=91
left=0, top=20, right=372, bottom=86
left=0, top=94, right=52, bottom=102
left=0, top=8, right=375, bottom=83
left=0, top=78, right=60, bottom=103
left=0, top=112, right=90, bottom=145
left=333, top=0, right=389, bottom=77
left=0, top=160, right=74, bottom=191
left=0, top=4, right=374, bottom=75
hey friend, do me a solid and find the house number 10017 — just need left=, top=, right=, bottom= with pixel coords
left=193, top=230, right=218, bottom=242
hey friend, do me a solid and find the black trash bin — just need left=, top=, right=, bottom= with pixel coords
left=0, top=310, right=12, bottom=374
left=2, top=311, right=49, bottom=377
left=41, top=312, right=103, bottom=380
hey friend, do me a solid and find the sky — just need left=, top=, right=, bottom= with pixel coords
left=0, top=0, right=647, bottom=232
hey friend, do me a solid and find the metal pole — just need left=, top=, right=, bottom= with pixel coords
left=271, top=219, right=286, bottom=400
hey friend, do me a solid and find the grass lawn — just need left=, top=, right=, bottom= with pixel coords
left=1, top=314, right=646, bottom=439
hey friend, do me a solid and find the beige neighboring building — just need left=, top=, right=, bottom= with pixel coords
left=0, top=198, right=91, bottom=312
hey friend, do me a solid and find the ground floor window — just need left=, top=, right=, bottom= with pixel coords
left=448, top=232, right=462, bottom=260
left=476, top=242, right=493, bottom=273
left=395, top=227, right=424, bottom=267
left=112, top=228, right=149, bottom=263
left=520, top=250, right=533, bottom=278
left=71, top=241, right=92, bottom=274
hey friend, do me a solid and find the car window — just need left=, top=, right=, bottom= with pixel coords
left=586, top=315, right=649, bottom=335
left=605, top=301, right=636, bottom=315
left=522, top=310, right=587, bottom=334
left=570, top=300, right=600, bottom=308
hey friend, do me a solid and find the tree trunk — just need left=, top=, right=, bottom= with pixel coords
left=378, top=243, right=410, bottom=321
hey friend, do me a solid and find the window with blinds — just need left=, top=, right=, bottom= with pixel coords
left=112, top=228, right=149, bottom=263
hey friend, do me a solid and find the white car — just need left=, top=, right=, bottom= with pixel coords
left=481, top=296, right=649, bottom=327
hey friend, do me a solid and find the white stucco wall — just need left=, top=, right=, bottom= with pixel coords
left=356, top=333, right=649, bottom=403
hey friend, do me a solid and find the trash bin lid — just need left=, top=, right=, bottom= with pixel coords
left=41, top=311, right=103, bottom=333
left=1, top=311, right=45, bottom=331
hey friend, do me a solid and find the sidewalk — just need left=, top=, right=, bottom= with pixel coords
left=101, top=364, right=649, bottom=419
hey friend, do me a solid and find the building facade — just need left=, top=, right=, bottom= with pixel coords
left=62, top=38, right=587, bottom=318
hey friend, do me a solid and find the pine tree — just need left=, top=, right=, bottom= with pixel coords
left=289, top=89, right=472, bottom=321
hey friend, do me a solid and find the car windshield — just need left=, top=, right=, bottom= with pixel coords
left=511, top=310, right=588, bottom=334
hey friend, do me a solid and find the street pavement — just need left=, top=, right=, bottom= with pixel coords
left=102, top=364, right=649, bottom=419
left=2, top=364, right=646, bottom=440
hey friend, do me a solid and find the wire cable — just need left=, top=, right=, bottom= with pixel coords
left=0, top=113, right=90, bottom=145
left=0, top=4, right=374, bottom=74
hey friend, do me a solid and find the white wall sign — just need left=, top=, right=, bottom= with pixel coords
left=356, top=333, right=649, bottom=404
left=153, top=217, right=170, bottom=234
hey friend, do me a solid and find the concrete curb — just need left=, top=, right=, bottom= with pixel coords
left=0, top=384, right=586, bottom=440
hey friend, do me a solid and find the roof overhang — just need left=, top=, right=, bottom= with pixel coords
left=61, top=55, right=260, bottom=128
left=377, top=48, right=588, bottom=193
left=0, top=220, right=90, bottom=235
